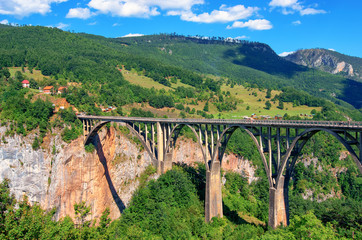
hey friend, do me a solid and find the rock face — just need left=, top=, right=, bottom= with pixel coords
left=284, top=48, right=362, bottom=82
left=0, top=126, right=258, bottom=222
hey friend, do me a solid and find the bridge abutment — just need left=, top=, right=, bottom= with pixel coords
left=268, top=176, right=289, bottom=228
left=205, top=161, right=223, bottom=222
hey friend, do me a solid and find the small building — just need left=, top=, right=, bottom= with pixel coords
left=57, top=86, right=67, bottom=94
left=22, top=80, right=30, bottom=88
left=275, top=114, right=283, bottom=120
left=43, top=86, right=54, bottom=94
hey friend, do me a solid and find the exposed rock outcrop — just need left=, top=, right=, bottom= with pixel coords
left=284, top=48, right=362, bottom=82
left=0, top=126, right=258, bottom=222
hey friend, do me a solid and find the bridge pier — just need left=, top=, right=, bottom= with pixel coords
left=205, top=161, right=223, bottom=222
left=269, top=176, right=289, bottom=228
left=162, top=150, right=173, bottom=173
left=156, top=122, right=164, bottom=175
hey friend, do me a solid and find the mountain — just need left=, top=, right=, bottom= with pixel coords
left=87, top=34, right=362, bottom=109
left=0, top=26, right=361, bottom=116
left=284, top=48, right=362, bottom=82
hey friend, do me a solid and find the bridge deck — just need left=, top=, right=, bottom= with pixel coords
left=77, top=115, right=362, bottom=130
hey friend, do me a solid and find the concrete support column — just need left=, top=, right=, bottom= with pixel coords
left=269, top=176, right=289, bottom=228
left=162, top=150, right=173, bottom=173
left=156, top=122, right=164, bottom=174
left=205, top=161, right=223, bottom=222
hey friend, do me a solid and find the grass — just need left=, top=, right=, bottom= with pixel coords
left=218, top=84, right=321, bottom=119
left=9, top=67, right=49, bottom=81
left=123, top=71, right=321, bottom=119
left=123, top=69, right=194, bottom=90
left=123, top=69, right=172, bottom=91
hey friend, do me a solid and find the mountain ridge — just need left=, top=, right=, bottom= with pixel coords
left=284, top=48, right=362, bottom=82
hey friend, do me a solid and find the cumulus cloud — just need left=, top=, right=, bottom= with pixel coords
left=227, top=19, right=273, bottom=30
left=269, top=0, right=325, bottom=16
left=66, top=8, right=93, bottom=19
left=87, top=0, right=204, bottom=17
left=292, top=20, right=301, bottom=25
left=88, top=0, right=162, bottom=18
left=176, top=4, right=258, bottom=23
left=279, top=51, right=295, bottom=57
left=0, top=0, right=67, bottom=17
left=122, top=33, right=144, bottom=37
left=235, top=35, right=249, bottom=39
left=300, top=8, right=326, bottom=16
left=269, top=0, right=298, bottom=8
left=56, top=22, right=69, bottom=29
left=0, top=19, right=9, bottom=24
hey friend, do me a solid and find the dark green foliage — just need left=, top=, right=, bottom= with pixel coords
left=110, top=167, right=207, bottom=239
left=61, top=124, right=82, bottom=143
left=264, top=100, right=271, bottom=110
left=149, top=94, right=174, bottom=108
left=84, top=143, right=95, bottom=153
left=266, top=89, right=271, bottom=98
left=32, top=136, right=40, bottom=150
left=203, top=101, right=209, bottom=112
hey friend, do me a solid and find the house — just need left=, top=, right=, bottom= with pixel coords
left=43, top=86, right=54, bottom=94
left=57, top=86, right=67, bottom=94
left=22, top=80, right=30, bottom=88
left=275, top=114, right=283, bottom=120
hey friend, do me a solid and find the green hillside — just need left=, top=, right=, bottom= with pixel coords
left=0, top=25, right=361, bottom=137
left=90, top=34, right=361, bottom=109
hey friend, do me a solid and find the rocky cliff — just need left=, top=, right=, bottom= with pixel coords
left=0, top=124, right=259, bottom=221
left=284, top=49, right=362, bottom=82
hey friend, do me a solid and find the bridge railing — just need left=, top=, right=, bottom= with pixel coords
left=77, top=115, right=362, bottom=129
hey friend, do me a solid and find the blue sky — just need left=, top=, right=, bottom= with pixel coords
left=0, top=0, right=361, bottom=57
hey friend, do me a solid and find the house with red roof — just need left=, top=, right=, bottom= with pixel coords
left=57, top=86, right=67, bottom=94
left=22, top=80, right=30, bottom=88
left=43, top=86, right=54, bottom=94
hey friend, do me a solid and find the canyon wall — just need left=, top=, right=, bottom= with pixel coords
left=0, top=125, right=258, bottom=221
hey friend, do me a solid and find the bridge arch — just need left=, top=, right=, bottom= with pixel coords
left=164, top=123, right=208, bottom=168
left=84, top=120, right=158, bottom=166
left=276, top=128, right=362, bottom=189
left=214, top=125, right=273, bottom=187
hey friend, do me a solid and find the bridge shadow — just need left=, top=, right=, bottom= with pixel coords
left=93, top=134, right=125, bottom=213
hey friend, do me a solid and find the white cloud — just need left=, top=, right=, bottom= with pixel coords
left=269, top=0, right=298, bottom=7
left=66, top=8, right=93, bottom=19
left=0, top=19, right=9, bottom=24
left=0, top=0, right=67, bottom=17
left=112, top=23, right=120, bottom=26
left=177, top=5, right=258, bottom=23
left=279, top=51, right=295, bottom=57
left=292, top=20, right=301, bottom=25
left=88, top=0, right=161, bottom=18
left=269, top=0, right=325, bottom=16
left=227, top=19, right=273, bottom=30
left=122, top=33, right=144, bottom=37
left=88, top=21, right=97, bottom=25
left=328, top=48, right=336, bottom=52
left=235, top=35, right=249, bottom=39
left=88, top=0, right=204, bottom=17
left=300, top=8, right=326, bottom=16
left=56, top=22, right=69, bottom=29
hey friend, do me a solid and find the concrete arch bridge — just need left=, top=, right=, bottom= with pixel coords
left=77, top=115, right=362, bottom=228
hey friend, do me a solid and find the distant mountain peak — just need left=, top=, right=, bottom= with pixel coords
left=283, top=48, right=362, bottom=82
